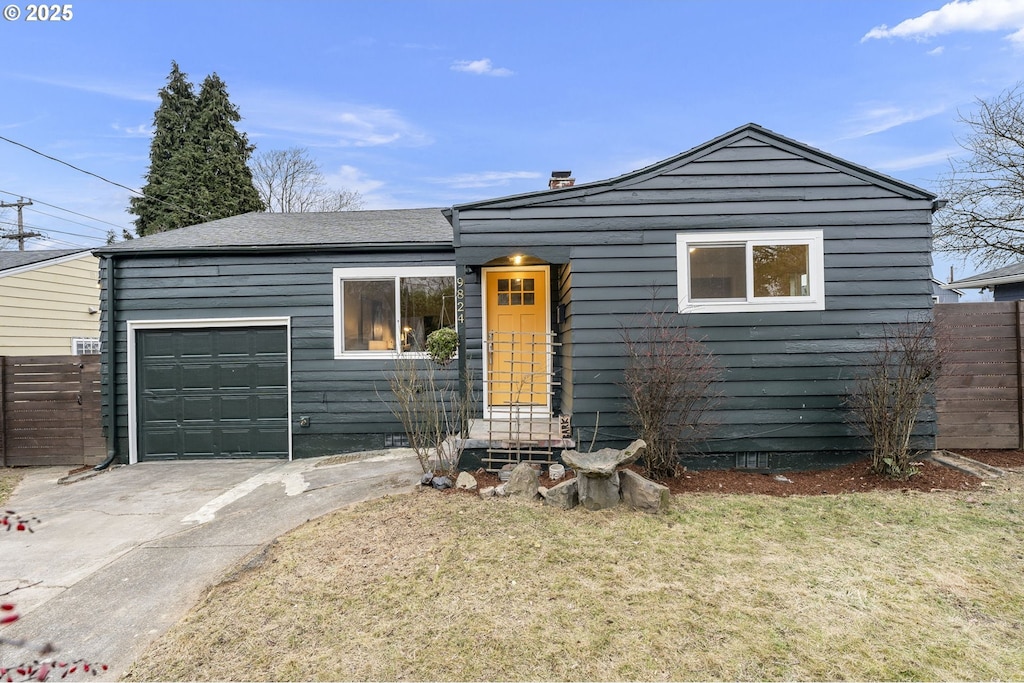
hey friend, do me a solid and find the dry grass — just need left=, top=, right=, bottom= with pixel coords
left=0, top=468, right=23, bottom=506
left=124, top=476, right=1024, bottom=681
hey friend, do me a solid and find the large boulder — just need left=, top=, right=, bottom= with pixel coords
left=619, top=469, right=670, bottom=514
left=505, top=462, right=540, bottom=501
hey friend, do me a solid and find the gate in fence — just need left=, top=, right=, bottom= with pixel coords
left=0, top=355, right=104, bottom=467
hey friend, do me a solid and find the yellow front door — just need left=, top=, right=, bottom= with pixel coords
left=484, top=267, right=550, bottom=414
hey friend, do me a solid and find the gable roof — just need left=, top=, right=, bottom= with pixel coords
left=94, top=208, right=453, bottom=255
left=452, top=123, right=937, bottom=211
left=944, top=261, right=1024, bottom=290
left=0, top=249, right=93, bottom=276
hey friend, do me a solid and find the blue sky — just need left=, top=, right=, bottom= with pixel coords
left=1, top=0, right=1023, bottom=296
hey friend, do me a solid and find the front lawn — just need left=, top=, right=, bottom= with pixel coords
left=0, top=469, right=22, bottom=506
left=124, top=474, right=1024, bottom=681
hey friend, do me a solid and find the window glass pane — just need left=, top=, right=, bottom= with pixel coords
left=689, top=245, right=745, bottom=299
left=400, top=276, right=455, bottom=351
left=753, top=244, right=810, bottom=297
left=343, top=280, right=396, bottom=351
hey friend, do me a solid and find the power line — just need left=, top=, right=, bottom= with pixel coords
left=0, top=218, right=108, bottom=246
left=26, top=207, right=116, bottom=237
left=0, top=134, right=211, bottom=223
left=0, top=188, right=128, bottom=232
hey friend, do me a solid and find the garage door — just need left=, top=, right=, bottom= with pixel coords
left=136, top=326, right=288, bottom=460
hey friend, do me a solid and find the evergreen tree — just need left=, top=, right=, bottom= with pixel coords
left=129, top=63, right=263, bottom=236
left=192, top=73, right=263, bottom=220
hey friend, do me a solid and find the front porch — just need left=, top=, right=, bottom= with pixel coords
left=462, top=415, right=575, bottom=471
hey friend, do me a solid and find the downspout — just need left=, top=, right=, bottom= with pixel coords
left=94, top=254, right=118, bottom=470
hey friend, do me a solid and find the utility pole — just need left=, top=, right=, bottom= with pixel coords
left=0, top=197, right=40, bottom=250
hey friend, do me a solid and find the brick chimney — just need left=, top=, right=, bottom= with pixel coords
left=549, top=170, right=574, bottom=189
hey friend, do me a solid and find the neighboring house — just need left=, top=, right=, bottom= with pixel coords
left=0, top=249, right=101, bottom=356
left=931, top=278, right=963, bottom=303
left=96, top=124, right=940, bottom=469
left=944, top=262, right=1024, bottom=301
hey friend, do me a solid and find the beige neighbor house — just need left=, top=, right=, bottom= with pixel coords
left=0, top=249, right=101, bottom=356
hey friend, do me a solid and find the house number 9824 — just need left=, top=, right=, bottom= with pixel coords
left=456, top=277, right=465, bottom=324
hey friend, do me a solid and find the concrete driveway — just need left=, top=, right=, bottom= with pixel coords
left=0, top=450, right=421, bottom=680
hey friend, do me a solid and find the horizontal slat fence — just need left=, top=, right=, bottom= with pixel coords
left=935, top=302, right=1024, bottom=450
left=0, top=355, right=104, bottom=467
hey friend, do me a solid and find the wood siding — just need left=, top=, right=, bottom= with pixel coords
left=1, top=355, right=104, bottom=467
left=0, top=254, right=101, bottom=355
left=101, top=250, right=454, bottom=459
left=454, top=129, right=936, bottom=463
left=935, top=302, right=1024, bottom=450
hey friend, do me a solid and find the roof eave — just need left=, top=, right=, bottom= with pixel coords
left=94, top=241, right=453, bottom=257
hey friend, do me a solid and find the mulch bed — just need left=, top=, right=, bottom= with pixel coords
left=454, top=450, right=1024, bottom=497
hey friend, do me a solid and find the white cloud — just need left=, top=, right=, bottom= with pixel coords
left=863, top=0, right=1024, bottom=44
left=13, top=74, right=158, bottom=102
left=872, top=146, right=963, bottom=172
left=428, top=170, right=541, bottom=189
left=242, top=93, right=432, bottom=149
left=322, top=164, right=385, bottom=196
left=110, top=123, right=151, bottom=138
left=840, top=103, right=949, bottom=139
left=450, top=58, right=514, bottom=77
left=927, top=45, right=946, bottom=55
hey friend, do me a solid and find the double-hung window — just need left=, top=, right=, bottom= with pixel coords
left=676, top=229, right=825, bottom=313
left=333, top=266, right=456, bottom=358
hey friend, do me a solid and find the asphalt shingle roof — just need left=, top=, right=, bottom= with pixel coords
left=0, top=249, right=88, bottom=272
left=95, top=208, right=453, bottom=254
left=948, top=261, right=1024, bottom=288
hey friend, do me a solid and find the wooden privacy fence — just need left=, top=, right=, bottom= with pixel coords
left=935, top=302, right=1024, bottom=450
left=0, top=355, right=104, bottom=467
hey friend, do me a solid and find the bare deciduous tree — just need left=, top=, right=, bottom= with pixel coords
left=934, top=83, right=1024, bottom=268
left=250, top=147, right=364, bottom=213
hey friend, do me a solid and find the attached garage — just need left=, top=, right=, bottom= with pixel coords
left=129, top=320, right=290, bottom=462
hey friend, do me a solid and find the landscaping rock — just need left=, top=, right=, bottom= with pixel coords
left=561, top=439, right=647, bottom=477
left=619, top=469, right=670, bottom=514
left=456, top=471, right=478, bottom=490
left=577, top=470, right=620, bottom=510
left=543, top=478, right=579, bottom=510
left=420, top=472, right=434, bottom=486
left=479, top=486, right=496, bottom=498
left=561, top=440, right=645, bottom=511
left=430, top=476, right=452, bottom=490
left=505, top=462, right=540, bottom=500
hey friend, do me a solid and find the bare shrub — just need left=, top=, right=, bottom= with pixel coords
left=847, top=320, right=942, bottom=480
left=621, top=309, right=720, bottom=479
left=385, top=347, right=475, bottom=478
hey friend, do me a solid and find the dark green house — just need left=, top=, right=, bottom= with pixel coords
left=97, top=124, right=940, bottom=468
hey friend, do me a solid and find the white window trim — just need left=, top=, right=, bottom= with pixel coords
left=676, top=229, right=825, bottom=313
left=332, top=266, right=457, bottom=360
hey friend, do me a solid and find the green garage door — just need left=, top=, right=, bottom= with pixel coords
left=137, top=326, right=288, bottom=460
